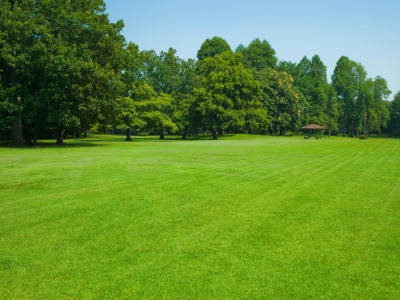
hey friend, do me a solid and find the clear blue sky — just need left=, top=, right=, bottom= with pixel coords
left=105, top=0, right=400, bottom=99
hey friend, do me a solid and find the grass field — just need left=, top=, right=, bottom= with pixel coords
left=1, top=134, right=400, bottom=299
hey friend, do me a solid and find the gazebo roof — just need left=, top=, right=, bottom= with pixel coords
left=300, top=124, right=326, bottom=130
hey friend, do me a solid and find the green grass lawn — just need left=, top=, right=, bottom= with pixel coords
left=1, top=134, right=399, bottom=299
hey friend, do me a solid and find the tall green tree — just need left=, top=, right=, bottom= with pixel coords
left=121, top=44, right=192, bottom=139
left=0, top=0, right=48, bottom=146
left=277, top=60, right=297, bottom=77
left=294, top=56, right=313, bottom=101
left=172, top=58, right=199, bottom=139
left=197, top=36, right=231, bottom=61
left=325, top=84, right=339, bottom=136
left=192, top=51, right=267, bottom=139
left=236, top=38, right=278, bottom=71
left=332, top=56, right=367, bottom=137
left=41, top=0, right=125, bottom=144
left=121, top=43, right=146, bottom=96
left=368, top=76, right=391, bottom=135
left=130, top=84, right=178, bottom=139
left=291, top=55, right=333, bottom=128
left=0, top=0, right=125, bottom=145
left=152, top=48, right=182, bottom=94
left=357, top=78, right=374, bottom=135
left=115, top=96, right=137, bottom=141
left=308, top=55, right=331, bottom=125
left=0, top=78, right=11, bottom=139
left=389, top=91, right=400, bottom=136
left=254, top=67, right=305, bottom=135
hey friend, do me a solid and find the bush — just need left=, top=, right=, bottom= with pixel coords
left=359, top=135, right=368, bottom=139
left=137, top=132, right=149, bottom=136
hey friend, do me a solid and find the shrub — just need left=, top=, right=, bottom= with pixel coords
left=359, top=135, right=368, bottom=139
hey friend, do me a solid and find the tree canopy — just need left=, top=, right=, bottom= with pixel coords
left=0, top=0, right=125, bottom=145
left=192, top=51, right=267, bottom=139
left=196, top=36, right=231, bottom=61
left=0, top=11, right=397, bottom=144
left=237, top=38, right=278, bottom=71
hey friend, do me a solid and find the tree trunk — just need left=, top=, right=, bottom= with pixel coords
left=75, top=130, right=81, bottom=138
left=33, top=127, right=38, bottom=146
left=56, top=129, right=64, bottom=145
left=84, top=131, right=87, bottom=138
left=11, top=67, right=23, bottom=147
left=211, top=128, right=218, bottom=140
left=11, top=115, right=24, bottom=147
left=363, top=117, right=367, bottom=136
left=125, top=128, right=132, bottom=141
left=182, top=131, right=187, bottom=140
left=25, top=131, right=32, bottom=145
left=342, top=115, right=346, bottom=137
left=159, top=129, right=165, bottom=139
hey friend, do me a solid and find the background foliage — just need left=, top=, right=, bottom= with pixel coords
left=0, top=1, right=397, bottom=144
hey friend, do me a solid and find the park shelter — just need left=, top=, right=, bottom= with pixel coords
left=300, top=124, right=326, bottom=139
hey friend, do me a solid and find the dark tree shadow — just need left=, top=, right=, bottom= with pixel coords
left=0, top=134, right=244, bottom=148
left=0, top=140, right=106, bottom=149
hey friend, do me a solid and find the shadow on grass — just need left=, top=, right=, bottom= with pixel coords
left=85, top=134, right=239, bottom=143
left=0, top=136, right=208, bottom=148
left=0, top=139, right=106, bottom=149
left=364, top=134, right=394, bottom=139
left=0, top=134, right=272, bottom=148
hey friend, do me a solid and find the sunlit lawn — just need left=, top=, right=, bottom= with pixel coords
left=1, top=134, right=399, bottom=299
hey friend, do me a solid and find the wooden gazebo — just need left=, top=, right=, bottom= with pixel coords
left=300, top=124, right=326, bottom=139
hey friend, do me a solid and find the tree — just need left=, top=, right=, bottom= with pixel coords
left=0, top=79, right=12, bottom=139
left=192, top=51, right=267, bottom=139
left=41, top=0, right=125, bottom=144
left=332, top=56, right=367, bottom=137
left=173, top=94, right=195, bottom=139
left=325, top=84, right=339, bottom=136
left=389, top=91, right=400, bottom=136
left=369, top=98, right=390, bottom=135
left=277, top=60, right=297, bottom=76
left=368, top=76, right=391, bottom=135
left=115, top=97, right=137, bottom=141
left=254, top=67, right=305, bottom=135
left=298, top=55, right=332, bottom=127
left=121, top=43, right=146, bottom=96
left=294, top=56, right=313, bottom=102
left=130, top=84, right=178, bottom=139
left=197, top=37, right=231, bottom=61
left=357, top=78, right=374, bottom=136
left=151, top=48, right=182, bottom=94
left=172, top=58, right=199, bottom=139
left=237, top=38, right=278, bottom=71
left=235, top=44, right=245, bottom=53
left=0, top=0, right=48, bottom=146
left=0, top=0, right=125, bottom=146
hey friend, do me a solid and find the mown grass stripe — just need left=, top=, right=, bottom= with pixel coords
left=0, top=135, right=399, bottom=299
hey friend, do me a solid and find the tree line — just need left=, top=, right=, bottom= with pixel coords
left=1, top=1, right=399, bottom=146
